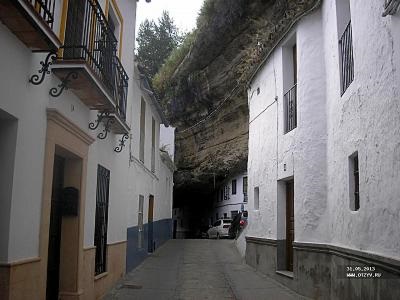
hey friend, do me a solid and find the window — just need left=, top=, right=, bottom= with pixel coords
left=223, top=213, right=228, bottom=219
left=139, top=98, right=146, bottom=163
left=94, top=165, right=110, bottom=275
left=138, top=195, right=144, bottom=248
left=231, top=210, right=239, bottom=219
left=243, top=176, right=248, bottom=202
left=337, top=0, right=354, bottom=95
left=151, top=117, right=156, bottom=172
left=349, top=152, right=360, bottom=211
left=284, top=42, right=297, bottom=133
left=223, top=186, right=230, bottom=201
left=254, top=187, right=260, bottom=210
left=232, top=179, right=237, bottom=195
left=107, top=0, right=123, bottom=57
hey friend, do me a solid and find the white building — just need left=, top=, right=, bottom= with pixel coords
left=0, top=1, right=173, bottom=299
left=244, top=0, right=400, bottom=299
left=210, top=173, right=248, bottom=224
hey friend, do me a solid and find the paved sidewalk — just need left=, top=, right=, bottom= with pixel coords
left=105, top=239, right=307, bottom=300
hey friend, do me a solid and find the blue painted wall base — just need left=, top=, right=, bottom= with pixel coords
left=126, top=218, right=172, bottom=272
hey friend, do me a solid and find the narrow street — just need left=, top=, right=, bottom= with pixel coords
left=105, top=240, right=306, bottom=300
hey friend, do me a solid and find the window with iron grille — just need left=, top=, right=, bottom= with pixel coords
left=339, top=21, right=354, bottom=95
left=94, top=165, right=110, bottom=275
left=232, top=179, right=237, bottom=195
left=283, top=43, right=297, bottom=134
left=336, top=0, right=353, bottom=95
left=349, top=152, right=360, bottom=211
left=284, top=84, right=297, bottom=133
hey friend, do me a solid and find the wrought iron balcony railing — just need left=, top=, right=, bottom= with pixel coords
left=0, top=0, right=61, bottom=49
left=339, top=21, right=354, bottom=96
left=28, top=0, right=55, bottom=28
left=60, top=0, right=128, bottom=121
left=114, top=56, right=129, bottom=121
left=284, top=84, right=297, bottom=133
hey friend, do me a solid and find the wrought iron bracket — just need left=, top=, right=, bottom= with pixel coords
left=114, top=134, right=129, bottom=153
left=49, top=71, right=78, bottom=97
left=97, top=116, right=115, bottom=140
left=89, top=111, right=110, bottom=131
left=383, top=0, right=400, bottom=16
left=29, top=51, right=57, bottom=85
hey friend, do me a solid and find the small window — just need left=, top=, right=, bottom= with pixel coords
left=232, top=179, right=237, bottom=195
left=223, top=186, right=230, bottom=200
left=223, top=213, right=227, bottom=219
left=231, top=210, right=239, bottom=219
left=254, top=187, right=260, bottom=210
left=349, top=152, right=360, bottom=211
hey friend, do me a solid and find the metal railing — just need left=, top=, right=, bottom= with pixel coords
left=339, top=21, right=354, bottom=96
left=114, top=56, right=129, bottom=121
left=284, top=84, right=297, bottom=133
left=61, top=0, right=128, bottom=121
left=27, top=0, right=55, bottom=28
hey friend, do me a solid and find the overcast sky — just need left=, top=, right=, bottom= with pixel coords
left=135, top=0, right=204, bottom=42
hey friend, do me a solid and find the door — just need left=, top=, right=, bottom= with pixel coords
left=46, top=155, right=65, bottom=300
left=147, top=195, right=154, bottom=252
left=286, top=180, right=294, bottom=271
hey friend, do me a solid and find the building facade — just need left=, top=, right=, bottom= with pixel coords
left=244, top=0, right=400, bottom=299
left=0, top=0, right=173, bottom=299
left=210, top=173, right=248, bottom=224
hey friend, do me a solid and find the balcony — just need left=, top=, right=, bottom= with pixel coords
left=0, top=0, right=61, bottom=50
left=51, top=0, right=129, bottom=134
left=284, top=84, right=297, bottom=134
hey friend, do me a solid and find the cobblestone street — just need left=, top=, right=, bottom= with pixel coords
left=105, top=240, right=307, bottom=300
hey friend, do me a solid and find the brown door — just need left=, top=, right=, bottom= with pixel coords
left=286, top=181, right=294, bottom=271
left=148, top=195, right=154, bottom=252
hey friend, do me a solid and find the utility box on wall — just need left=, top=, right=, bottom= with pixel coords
left=61, top=187, right=79, bottom=216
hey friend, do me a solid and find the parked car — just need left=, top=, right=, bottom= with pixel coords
left=207, top=219, right=232, bottom=239
left=228, top=211, right=248, bottom=239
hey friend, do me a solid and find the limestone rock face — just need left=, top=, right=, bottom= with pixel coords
left=158, top=0, right=321, bottom=200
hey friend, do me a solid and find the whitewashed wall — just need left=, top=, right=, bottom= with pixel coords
left=247, top=0, right=400, bottom=261
left=323, top=0, right=400, bottom=259
left=0, top=0, right=139, bottom=260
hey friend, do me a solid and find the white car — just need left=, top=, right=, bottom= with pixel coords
left=207, top=219, right=232, bottom=239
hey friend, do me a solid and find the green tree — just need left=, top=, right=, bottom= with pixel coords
left=136, top=11, right=183, bottom=80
